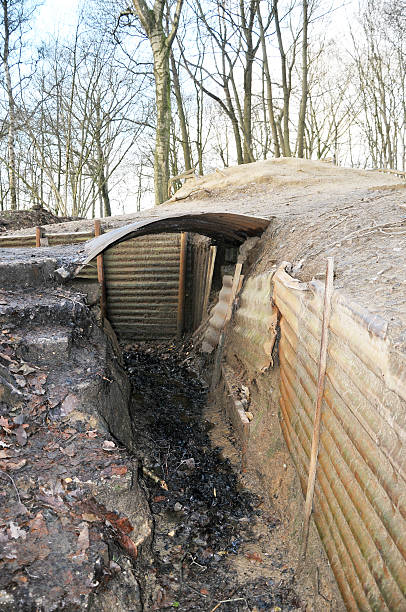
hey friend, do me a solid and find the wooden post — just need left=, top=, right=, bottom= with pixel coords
left=301, top=256, right=334, bottom=559
left=94, top=219, right=107, bottom=319
left=35, top=226, right=42, bottom=247
left=177, top=232, right=188, bottom=338
left=202, top=246, right=217, bottom=319
left=210, top=262, right=243, bottom=391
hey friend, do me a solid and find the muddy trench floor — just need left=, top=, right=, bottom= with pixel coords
left=124, top=345, right=302, bottom=611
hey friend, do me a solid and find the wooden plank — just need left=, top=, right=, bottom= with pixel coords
left=35, top=226, right=42, bottom=247
left=202, top=246, right=217, bottom=319
left=177, top=232, right=188, bottom=338
left=94, top=219, right=107, bottom=319
left=301, top=256, right=334, bottom=559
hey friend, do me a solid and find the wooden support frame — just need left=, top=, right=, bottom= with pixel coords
left=301, top=256, right=334, bottom=559
left=94, top=219, right=107, bottom=319
left=35, top=226, right=42, bottom=247
left=177, top=232, right=188, bottom=338
left=202, top=246, right=217, bottom=320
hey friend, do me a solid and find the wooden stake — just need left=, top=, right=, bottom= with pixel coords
left=210, top=262, right=243, bottom=391
left=94, top=219, right=107, bottom=319
left=301, top=256, right=334, bottom=559
left=177, top=232, right=188, bottom=338
left=35, top=226, right=42, bottom=247
left=202, top=245, right=217, bottom=319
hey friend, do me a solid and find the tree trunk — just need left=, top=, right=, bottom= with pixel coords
left=242, top=55, right=255, bottom=163
left=297, top=0, right=308, bottom=158
left=257, top=4, right=280, bottom=157
left=170, top=51, right=192, bottom=171
left=2, top=0, right=17, bottom=210
left=131, top=0, right=184, bottom=205
left=152, top=38, right=171, bottom=205
left=274, top=0, right=291, bottom=157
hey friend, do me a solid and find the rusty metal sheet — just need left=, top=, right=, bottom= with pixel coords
left=227, top=271, right=278, bottom=380
left=0, top=231, right=93, bottom=248
left=76, top=233, right=182, bottom=340
left=201, top=275, right=233, bottom=353
left=78, top=212, right=270, bottom=272
left=0, top=235, right=36, bottom=248
left=272, top=264, right=406, bottom=611
left=103, top=233, right=181, bottom=340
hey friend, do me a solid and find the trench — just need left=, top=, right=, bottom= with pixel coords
left=122, top=342, right=301, bottom=611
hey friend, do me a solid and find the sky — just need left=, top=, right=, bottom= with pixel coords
left=30, top=0, right=362, bottom=215
left=34, top=0, right=81, bottom=40
left=34, top=0, right=358, bottom=43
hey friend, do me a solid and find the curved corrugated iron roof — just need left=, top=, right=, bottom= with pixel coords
left=77, top=212, right=271, bottom=271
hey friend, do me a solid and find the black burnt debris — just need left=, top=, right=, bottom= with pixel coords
left=124, top=345, right=301, bottom=611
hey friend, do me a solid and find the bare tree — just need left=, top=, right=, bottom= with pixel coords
left=0, top=0, right=37, bottom=210
left=129, top=0, right=184, bottom=205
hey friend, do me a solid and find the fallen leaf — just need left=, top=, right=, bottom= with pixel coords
left=117, top=533, right=138, bottom=560
left=0, top=416, right=12, bottom=433
left=245, top=552, right=263, bottom=563
left=153, top=495, right=166, bottom=503
left=60, top=444, right=76, bottom=458
left=15, top=426, right=27, bottom=447
left=86, top=430, right=98, bottom=438
left=14, top=375, right=27, bottom=388
left=184, top=457, right=195, bottom=470
left=82, top=513, right=99, bottom=523
left=77, top=523, right=89, bottom=554
left=105, top=511, right=133, bottom=534
left=30, top=512, right=48, bottom=537
left=102, top=440, right=116, bottom=452
left=3, top=458, right=27, bottom=471
left=19, top=363, right=36, bottom=375
left=200, top=588, right=209, bottom=595
left=111, top=465, right=127, bottom=476
left=8, top=522, right=26, bottom=540
left=0, top=449, right=9, bottom=459
left=114, top=516, right=133, bottom=534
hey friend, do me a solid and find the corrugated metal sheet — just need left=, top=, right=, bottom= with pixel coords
left=201, top=275, right=233, bottom=353
left=78, top=212, right=270, bottom=270
left=227, top=271, right=278, bottom=381
left=0, top=231, right=93, bottom=248
left=77, top=234, right=182, bottom=340
left=0, top=235, right=36, bottom=248
left=273, top=265, right=406, bottom=611
left=46, top=232, right=93, bottom=246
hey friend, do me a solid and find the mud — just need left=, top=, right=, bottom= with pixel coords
left=125, top=344, right=302, bottom=611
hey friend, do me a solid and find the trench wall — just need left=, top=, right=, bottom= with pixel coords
left=0, top=229, right=214, bottom=340
left=77, top=233, right=183, bottom=339
left=224, top=265, right=406, bottom=611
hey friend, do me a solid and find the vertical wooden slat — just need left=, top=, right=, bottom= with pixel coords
left=202, top=246, right=217, bottom=319
left=94, top=219, right=107, bottom=319
left=301, top=256, right=334, bottom=558
left=177, top=232, right=188, bottom=338
left=35, top=226, right=42, bottom=247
